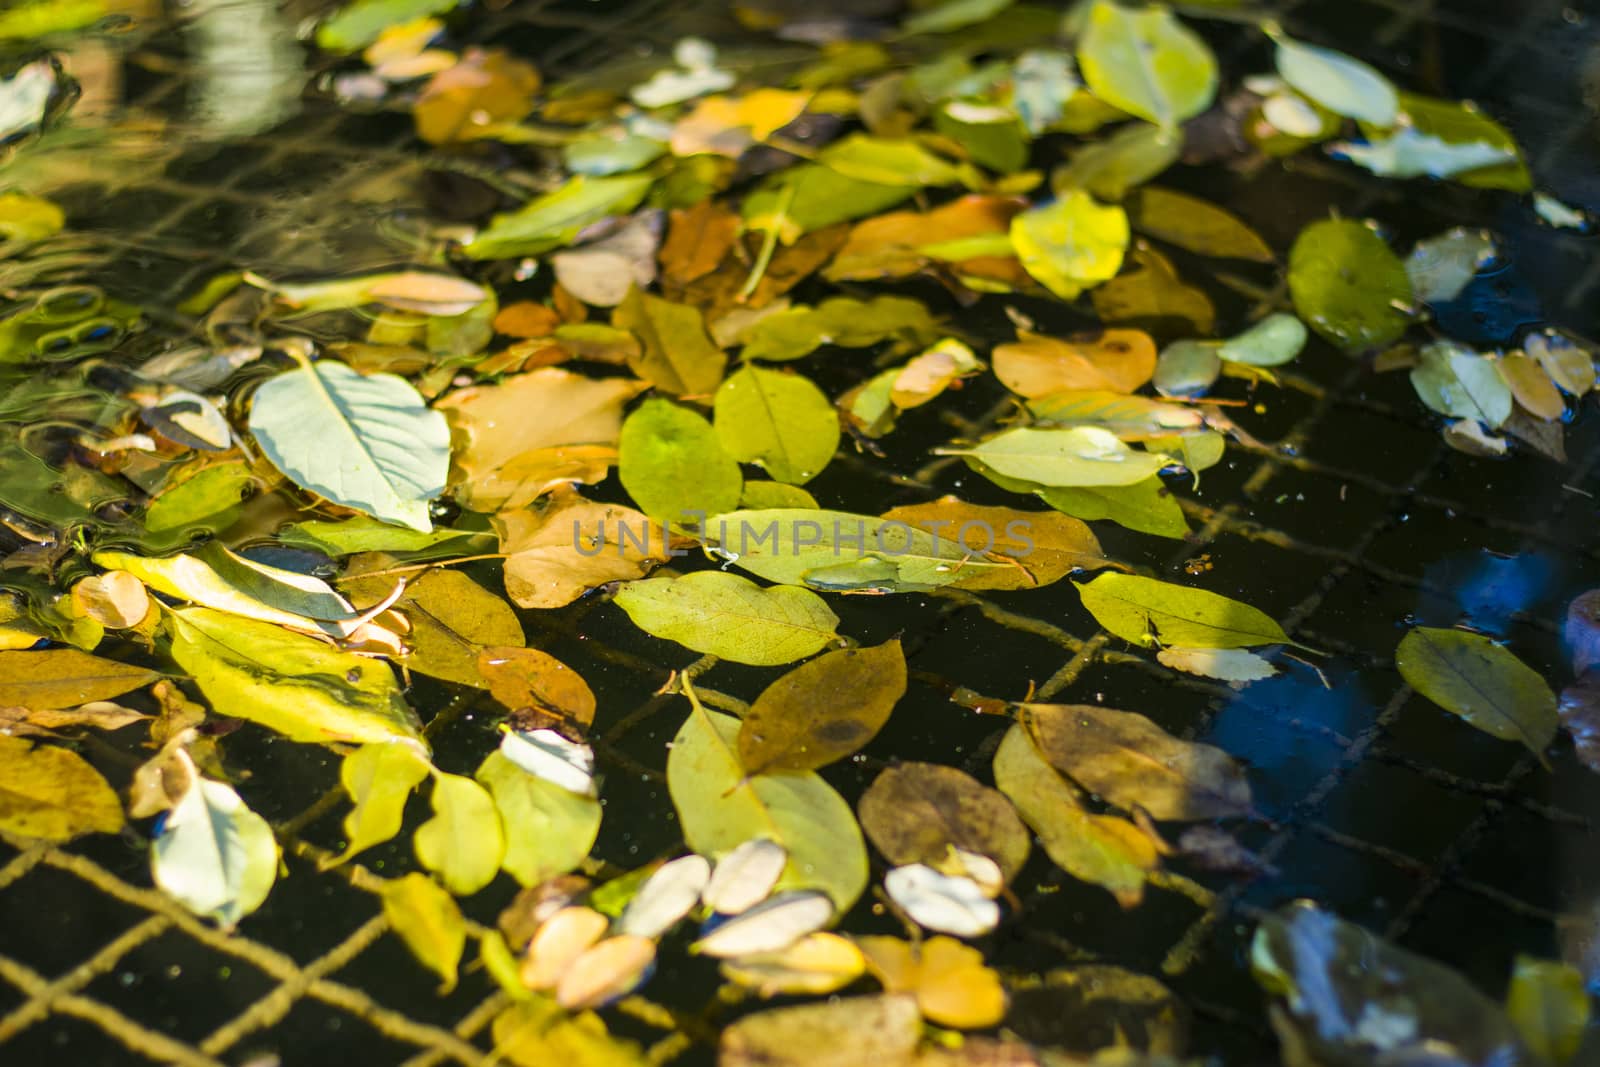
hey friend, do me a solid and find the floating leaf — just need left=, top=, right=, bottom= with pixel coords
left=269, top=271, right=489, bottom=317
left=521, top=905, right=609, bottom=990
left=496, top=491, right=666, bottom=609
left=817, top=133, right=972, bottom=188
left=737, top=640, right=906, bottom=774
left=1092, top=245, right=1216, bottom=335
left=491, top=996, right=648, bottom=1067
left=1054, top=121, right=1182, bottom=201
left=330, top=740, right=432, bottom=865
left=1406, top=227, right=1496, bottom=304
left=463, top=174, right=654, bottom=260
left=1021, top=702, right=1252, bottom=820
left=1076, top=0, right=1217, bottom=128
left=381, top=873, right=466, bottom=992
left=0, top=648, right=157, bottom=707
left=249, top=358, right=449, bottom=532
left=1330, top=127, right=1516, bottom=180
left=0, top=703, right=149, bottom=737
left=693, top=890, right=834, bottom=958
left=613, top=287, right=727, bottom=396
left=416, top=771, right=506, bottom=895
left=943, top=426, right=1171, bottom=487
left=881, top=498, right=1108, bottom=591
left=414, top=48, right=539, bottom=146
left=1009, top=190, right=1129, bottom=301
left=614, top=572, right=840, bottom=666
left=858, top=935, right=1006, bottom=1028
left=714, top=366, right=839, bottom=485
left=1217, top=313, right=1307, bottom=367
left=903, top=0, right=1014, bottom=34
left=0, top=734, right=123, bottom=841
left=617, top=855, right=711, bottom=938
left=557, top=935, right=656, bottom=1010
left=1027, top=389, right=1204, bottom=440
left=436, top=367, right=646, bottom=512
left=858, top=762, right=1030, bottom=883
left=668, top=698, right=867, bottom=910
left=151, top=767, right=278, bottom=927
left=993, top=724, right=1157, bottom=907
left=478, top=647, right=596, bottom=737
left=345, top=563, right=525, bottom=687
left=1409, top=342, right=1513, bottom=428
left=1528, top=332, right=1596, bottom=398
left=1153, top=340, right=1221, bottom=397
left=276, top=516, right=485, bottom=558
left=1127, top=187, right=1273, bottom=262
left=1077, top=572, right=1290, bottom=649
left=993, top=329, right=1156, bottom=397
left=1506, top=956, right=1590, bottom=1063
left=619, top=398, right=742, bottom=523
left=70, top=571, right=150, bottom=629
left=552, top=211, right=663, bottom=308
left=317, top=0, right=459, bottom=51
left=702, top=838, right=787, bottom=916
left=1391, top=92, right=1530, bottom=192
left=1395, top=627, right=1558, bottom=757
left=882, top=866, right=1000, bottom=938
left=743, top=164, right=914, bottom=244
left=826, top=195, right=1028, bottom=288
left=1270, top=28, right=1397, bottom=126
left=1253, top=901, right=1527, bottom=1067
left=167, top=607, right=423, bottom=745
left=720, top=933, right=865, bottom=998
left=1500, top=353, right=1565, bottom=421
left=1157, top=646, right=1277, bottom=683
left=1288, top=218, right=1412, bottom=351
left=720, top=995, right=921, bottom=1067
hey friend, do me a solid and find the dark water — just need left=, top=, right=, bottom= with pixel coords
left=1, top=0, right=1599, bottom=1063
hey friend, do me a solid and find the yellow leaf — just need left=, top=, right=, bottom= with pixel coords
left=1010, top=190, right=1128, bottom=301
left=0, top=734, right=124, bottom=841
left=858, top=936, right=1007, bottom=1030
left=381, top=873, right=466, bottom=992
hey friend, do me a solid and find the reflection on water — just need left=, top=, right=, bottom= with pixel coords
left=1418, top=549, right=1558, bottom=638
left=182, top=0, right=302, bottom=137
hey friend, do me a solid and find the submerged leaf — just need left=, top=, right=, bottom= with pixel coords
left=737, top=640, right=906, bottom=773
left=0, top=734, right=123, bottom=841
left=670, top=700, right=867, bottom=911
left=249, top=359, right=449, bottom=532
left=1076, top=572, right=1291, bottom=649
left=614, top=571, right=840, bottom=666
left=1396, top=627, right=1558, bottom=757
left=382, top=873, right=466, bottom=992
left=1506, top=956, right=1590, bottom=1063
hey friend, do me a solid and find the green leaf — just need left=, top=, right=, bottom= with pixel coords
left=714, top=366, right=840, bottom=485
left=743, top=165, right=915, bottom=243
left=1506, top=956, right=1590, bottom=1063
left=992, top=723, right=1156, bottom=908
left=1127, top=186, right=1274, bottom=262
left=249, top=358, right=450, bottom=532
left=463, top=174, right=654, bottom=260
left=740, top=296, right=940, bottom=362
left=151, top=771, right=278, bottom=927
left=1395, top=627, right=1558, bottom=757
left=1044, top=479, right=1188, bottom=537
left=1409, top=342, right=1513, bottom=428
left=1153, top=340, right=1222, bottom=397
left=943, top=426, right=1171, bottom=487
left=316, top=0, right=459, bottom=51
left=1270, top=28, right=1398, bottom=126
left=1010, top=190, right=1129, bottom=301
left=277, top=516, right=487, bottom=558
left=166, top=606, right=424, bottom=746
left=933, top=102, right=1029, bottom=174
left=740, top=481, right=819, bottom=509
left=329, top=741, right=432, bottom=865
left=143, top=462, right=252, bottom=535
left=0, top=0, right=106, bottom=42
left=613, top=571, right=840, bottom=666
left=816, top=134, right=972, bottom=188
left=381, top=873, right=466, bottom=992
left=1076, top=571, right=1291, bottom=648
left=1387, top=93, right=1530, bottom=192
left=1020, top=702, right=1251, bottom=820
left=1288, top=218, right=1412, bottom=351
left=344, top=560, right=527, bottom=687
left=1217, top=313, right=1308, bottom=367
left=668, top=698, right=868, bottom=911
left=1076, top=0, right=1217, bottom=128
left=1054, top=122, right=1183, bottom=201
left=0, top=648, right=158, bottom=707
left=738, top=640, right=906, bottom=773
left=1027, top=389, right=1204, bottom=439
left=415, top=771, right=506, bottom=896
left=613, top=286, right=728, bottom=396
left=903, top=0, right=1014, bottom=34
left=477, top=750, right=601, bottom=887
left=0, top=734, right=123, bottom=841
left=619, top=398, right=742, bottom=523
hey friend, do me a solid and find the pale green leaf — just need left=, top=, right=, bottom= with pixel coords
left=1288, top=218, right=1412, bottom=351
left=1076, top=571, right=1291, bottom=648
left=1217, top=313, right=1308, bottom=367
left=668, top=699, right=868, bottom=911
left=151, top=772, right=278, bottom=927
left=416, top=771, right=506, bottom=896
left=1271, top=28, right=1397, bottom=126
left=477, top=750, right=601, bottom=887
left=276, top=516, right=487, bottom=558
left=249, top=359, right=449, bottom=532
left=963, top=457, right=1189, bottom=537
left=1406, top=228, right=1495, bottom=305
left=381, top=873, right=466, bottom=992
left=1409, top=343, right=1513, bottom=428
left=714, top=366, right=839, bottom=485
left=1076, top=0, right=1217, bottom=128
left=316, top=0, right=459, bottom=51
left=329, top=741, right=432, bottom=865
left=0, top=734, right=123, bottom=842
left=942, top=426, right=1171, bottom=487
left=463, top=174, right=654, bottom=259
left=167, top=606, right=423, bottom=746
left=1153, top=340, right=1222, bottom=397
left=816, top=134, right=971, bottom=188
left=619, top=398, right=742, bottom=523
left=1331, top=128, right=1516, bottom=180
left=743, top=164, right=915, bottom=243
left=1395, top=627, right=1558, bottom=757
left=1389, top=92, right=1530, bottom=192
left=1054, top=122, right=1182, bottom=201
left=1027, top=390, right=1205, bottom=439
left=612, top=571, right=840, bottom=666
left=1010, top=190, right=1129, bottom=301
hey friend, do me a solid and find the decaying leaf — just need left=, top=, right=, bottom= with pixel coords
left=0, top=648, right=158, bottom=707
left=993, top=329, right=1157, bottom=397
left=478, top=646, right=596, bottom=737
left=495, top=490, right=667, bottom=609
left=151, top=758, right=278, bottom=928
left=737, top=640, right=906, bottom=773
left=858, top=761, right=1030, bottom=884
left=881, top=498, right=1108, bottom=590
left=613, top=286, right=727, bottom=396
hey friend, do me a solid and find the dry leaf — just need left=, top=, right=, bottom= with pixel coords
left=478, top=645, right=596, bottom=738
left=495, top=489, right=668, bottom=609
left=882, top=498, right=1109, bottom=591
left=993, top=328, right=1157, bottom=397
left=660, top=199, right=741, bottom=288
left=415, top=48, right=540, bottom=145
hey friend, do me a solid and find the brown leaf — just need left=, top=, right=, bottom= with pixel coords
left=721, top=994, right=923, bottom=1067
left=660, top=200, right=741, bottom=288
left=881, top=498, right=1109, bottom=591
left=495, top=489, right=668, bottom=609
left=1128, top=186, right=1274, bottom=263
left=0, top=649, right=159, bottom=708
left=1501, top=352, right=1565, bottom=420
left=70, top=571, right=150, bottom=629
left=826, top=195, right=1029, bottom=288
left=1004, top=964, right=1185, bottom=1056
left=344, top=561, right=526, bottom=688
left=493, top=302, right=562, bottom=339
left=993, top=329, right=1157, bottom=397
left=737, top=640, right=907, bottom=774
left=553, top=211, right=664, bottom=309
left=415, top=48, right=540, bottom=145
left=669, top=90, right=810, bottom=158
left=674, top=225, right=850, bottom=319
left=612, top=286, right=727, bottom=396
left=857, top=761, right=1031, bottom=884
left=0, top=702, right=150, bottom=737
left=436, top=367, right=647, bottom=511
left=1091, top=245, right=1216, bottom=338
left=478, top=645, right=596, bottom=738
left=1020, top=703, right=1251, bottom=821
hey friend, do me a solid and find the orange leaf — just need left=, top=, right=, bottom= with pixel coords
left=993, top=328, right=1157, bottom=397
left=478, top=645, right=596, bottom=738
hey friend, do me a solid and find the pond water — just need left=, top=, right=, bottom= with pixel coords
left=1, top=0, right=1598, bottom=1064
